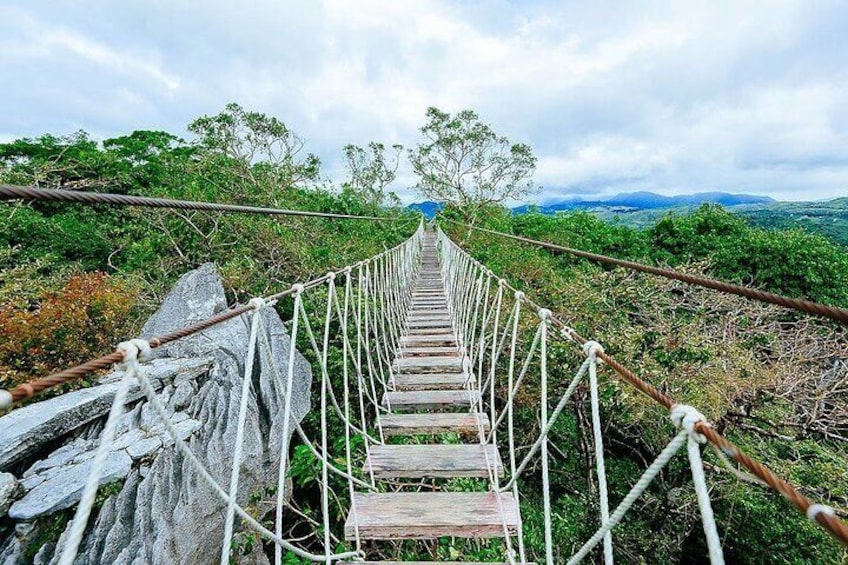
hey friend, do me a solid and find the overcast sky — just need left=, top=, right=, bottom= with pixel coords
left=2, top=1, right=847, bottom=203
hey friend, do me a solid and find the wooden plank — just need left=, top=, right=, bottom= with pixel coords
left=383, top=390, right=479, bottom=411
left=343, top=560, right=530, bottom=564
left=406, top=327, right=458, bottom=336
left=397, top=346, right=459, bottom=356
left=381, top=412, right=490, bottom=436
left=393, top=373, right=469, bottom=391
left=394, top=356, right=463, bottom=373
left=407, top=319, right=453, bottom=329
left=344, top=492, right=519, bottom=539
left=400, top=333, right=456, bottom=346
left=364, top=444, right=503, bottom=478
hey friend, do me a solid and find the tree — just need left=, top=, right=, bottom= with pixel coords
left=343, top=141, right=403, bottom=206
left=409, top=107, right=538, bottom=216
left=187, top=103, right=320, bottom=202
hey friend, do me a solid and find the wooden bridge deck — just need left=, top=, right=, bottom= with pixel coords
left=344, top=229, right=521, bottom=561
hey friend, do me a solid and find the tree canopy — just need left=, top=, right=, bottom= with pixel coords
left=409, top=107, right=538, bottom=215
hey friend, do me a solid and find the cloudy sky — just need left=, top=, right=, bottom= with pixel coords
left=2, top=1, right=847, bottom=203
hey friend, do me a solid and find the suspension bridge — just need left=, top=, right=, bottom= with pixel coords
left=0, top=185, right=846, bottom=564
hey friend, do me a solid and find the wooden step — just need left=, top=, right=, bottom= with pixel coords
left=407, top=315, right=451, bottom=323
left=381, top=412, right=490, bottom=436
left=345, top=492, right=519, bottom=539
left=340, top=562, right=533, bottom=564
left=407, top=319, right=453, bottom=329
left=406, top=327, right=458, bottom=336
left=364, top=444, right=503, bottom=478
left=383, top=390, right=480, bottom=411
left=339, top=561, right=536, bottom=565
left=398, top=346, right=459, bottom=356
left=393, top=373, right=469, bottom=391
left=400, top=333, right=457, bottom=347
left=394, top=356, right=463, bottom=373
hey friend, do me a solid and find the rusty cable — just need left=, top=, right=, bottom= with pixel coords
left=0, top=184, right=411, bottom=222
left=441, top=217, right=848, bottom=324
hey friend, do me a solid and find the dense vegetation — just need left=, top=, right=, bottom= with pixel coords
left=1, top=105, right=846, bottom=563
left=441, top=205, right=848, bottom=564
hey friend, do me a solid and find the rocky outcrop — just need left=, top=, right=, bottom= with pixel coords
left=0, top=263, right=312, bottom=564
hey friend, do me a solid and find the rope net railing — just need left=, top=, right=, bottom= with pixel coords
left=434, top=224, right=848, bottom=564
left=0, top=220, right=424, bottom=564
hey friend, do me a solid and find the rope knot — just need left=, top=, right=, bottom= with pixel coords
left=582, top=340, right=604, bottom=357
left=292, top=283, right=305, bottom=295
left=514, top=290, right=525, bottom=300
left=326, top=271, right=336, bottom=281
left=538, top=308, right=552, bottom=321
left=498, top=278, right=507, bottom=287
left=117, top=338, right=151, bottom=366
left=806, top=503, right=836, bottom=522
left=248, top=297, right=267, bottom=311
left=671, top=404, right=709, bottom=443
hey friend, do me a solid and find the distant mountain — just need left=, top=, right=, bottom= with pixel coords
left=515, top=192, right=775, bottom=214
left=407, top=201, right=445, bottom=219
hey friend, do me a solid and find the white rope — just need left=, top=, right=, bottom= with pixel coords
left=567, top=430, right=689, bottom=564
left=671, top=404, right=725, bottom=565
left=275, top=284, right=304, bottom=565
left=539, top=309, right=554, bottom=565
left=585, top=340, right=613, bottom=565
left=58, top=338, right=150, bottom=565
left=221, top=298, right=268, bottom=564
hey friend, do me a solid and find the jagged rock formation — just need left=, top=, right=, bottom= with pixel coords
left=0, top=263, right=312, bottom=564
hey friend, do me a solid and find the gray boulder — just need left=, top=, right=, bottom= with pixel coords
left=0, top=358, right=211, bottom=472
left=0, top=473, right=19, bottom=516
left=9, top=452, right=132, bottom=521
left=57, top=263, right=311, bottom=564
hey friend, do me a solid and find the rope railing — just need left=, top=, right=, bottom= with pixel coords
left=436, top=224, right=848, bottom=558
left=440, top=217, right=848, bottom=325
left=6, top=222, right=424, bottom=564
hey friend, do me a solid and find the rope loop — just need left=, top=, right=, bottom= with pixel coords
left=538, top=308, right=552, bottom=321
left=327, top=271, right=336, bottom=281
left=514, top=290, right=525, bottom=300
left=292, top=283, right=305, bottom=295
left=248, top=297, right=267, bottom=311
left=582, top=340, right=605, bottom=358
left=117, top=338, right=151, bottom=367
left=671, top=404, right=709, bottom=444
left=807, top=503, right=836, bottom=522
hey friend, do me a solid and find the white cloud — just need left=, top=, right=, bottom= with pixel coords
left=1, top=0, right=847, bottom=202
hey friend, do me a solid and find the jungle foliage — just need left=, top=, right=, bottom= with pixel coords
left=1, top=105, right=846, bottom=563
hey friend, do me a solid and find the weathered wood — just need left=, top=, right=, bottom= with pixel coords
left=344, top=492, right=519, bottom=539
left=406, top=326, right=458, bottom=336
left=381, top=412, right=490, bottom=436
left=394, top=356, right=463, bottom=373
left=393, top=373, right=469, bottom=391
left=407, top=319, right=453, bottom=329
left=400, top=333, right=457, bottom=347
left=364, top=444, right=503, bottom=478
left=340, top=562, right=534, bottom=564
left=383, top=390, right=480, bottom=411
left=397, top=346, right=459, bottom=356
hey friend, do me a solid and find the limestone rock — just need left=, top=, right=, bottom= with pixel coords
left=0, top=472, right=20, bottom=516
left=1, top=262, right=312, bottom=564
left=8, top=452, right=131, bottom=521
left=0, top=357, right=211, bottom=471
